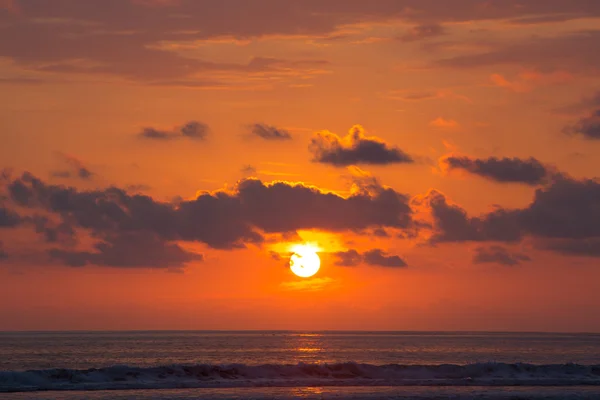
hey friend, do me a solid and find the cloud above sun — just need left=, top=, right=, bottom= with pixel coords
left=310, top=125, right=413, bottom=166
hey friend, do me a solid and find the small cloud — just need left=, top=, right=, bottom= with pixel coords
left=309, top=125, right=413, bottom=167
left=429, top=118, right=458, bottom=128
left=334, top=249, right=362, bottom=267
left=241, top=165, right=258, bottom=176
left=440, top=154, right=554, bottom=185
left=52, top=153, right=94, bottom=180
left=180, top=121, right=209, bottom=139
left=138, top=120, right=209, bottom=141
left=473, top=245, right=531, bottom=266
left=400, top=24, right=446, bottom=42
left=248, top=123, right=292, bottom=141
left=334, top=248, right=407, bottom=268
left=564, top=109, right=600, bottom=140
left=363, top=249, right=407, bottom=267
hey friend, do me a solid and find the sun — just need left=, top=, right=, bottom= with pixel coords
left=289, top=244, right=321, bottom=278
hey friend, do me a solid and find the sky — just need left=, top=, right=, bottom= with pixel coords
left=1, top=0, right=600, bottom=332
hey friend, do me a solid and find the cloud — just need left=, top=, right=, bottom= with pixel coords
left=536, top=238, right=600, bottom=258
left=31, top=215, right=77, bottom=245
left=518, top=177, right=600, bottom=240
left=334, top=248, right=407, bottom=268
left=564, top=109, right=600, bottom=140
left=2, top=1, right=600, bottom=84
left=436, top=30, right=600, bottom=72
left=334, top=249, right=362, bottom=267
left=0, top=205, right=21, bottom=227
left=554, top=90, right=600, bottom=115
left=363, top=249, right=407, bottom=267
left=415, top=176, right=600, bottom=256
left=139, top=121, right=209, bottom=141
left=51, top=153, right=94, bottom=180
left=249, top=123, right=292, bottom=141
left=0, top=241, right=7, bottom=260
left=473, top=245, right=531, bottom=266
left=48, top=231, right=202, bottom=269
left=441, top=155, right=553, bottom=185
left=490, top=70, right=572, bottom=93
left=413, top=190, right=522, bottom=244
left=2, top=172, right=413, bottom=266
left=309, top=125, right=413, bottom=167
left=399, top=24, right=446, bottom=42
left=180, top=121, right=209, bottom=139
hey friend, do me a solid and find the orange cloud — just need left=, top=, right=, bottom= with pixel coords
left=490, top=70, right=572, bottom=92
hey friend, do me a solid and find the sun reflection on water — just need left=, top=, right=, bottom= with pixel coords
left=289, top=333, right=327, bottom=363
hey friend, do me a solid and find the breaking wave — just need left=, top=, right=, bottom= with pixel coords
left=2, top=362, right=600, bottom=392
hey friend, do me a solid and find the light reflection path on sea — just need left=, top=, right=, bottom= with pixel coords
left=3, top=386, right=600, bottom=400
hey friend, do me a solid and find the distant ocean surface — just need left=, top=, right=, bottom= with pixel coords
left=2, top=331, right=600, bottom=399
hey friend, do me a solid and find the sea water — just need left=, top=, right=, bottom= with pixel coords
left=1, top=331, right=600, bottom=399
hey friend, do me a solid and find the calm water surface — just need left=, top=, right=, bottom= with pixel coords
left=1, top=331, right=600, bottom=370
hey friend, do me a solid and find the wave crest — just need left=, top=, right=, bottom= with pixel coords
left=2, top=362, right=600, bottom=392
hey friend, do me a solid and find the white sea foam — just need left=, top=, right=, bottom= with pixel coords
left=1, top=362, right=600, bottom=393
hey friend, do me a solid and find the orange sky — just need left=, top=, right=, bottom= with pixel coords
left=1, top=0, right=600, bottom=332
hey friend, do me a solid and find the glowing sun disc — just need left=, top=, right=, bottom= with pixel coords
left=289, top=244, right=321, bottom=278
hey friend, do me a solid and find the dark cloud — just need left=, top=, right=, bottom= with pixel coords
left=48, top=232, right=202, bottom=269
left=310, top=125, right=414, bottom=167
left=473, top=245, right=531, bottom=266
left=518, top=177, right=600, bottom=240
left=414, top=190, right=522, bottom=244
left=442, top=155, right=552, bottom=185
left=334, top=248, right=407, bottom=268
left=180, top=121, right=209, bottom=139
left=418, top=176, right=600, bottom=256
left=0, top=241, right=7, bottom=260
left=436, top=30, right=600, bottom=72
left=363, top=249, right=407, bottom=267
left=139, top=128, right=174, bottom=140
left=400, top=24, right=445, bottom=42
left=31, top=215, right=77, bottom=246
left=0, top=205, right=21, bottom=227
left=334, top=249, right=362, bottom=267
left=536, top=238, right=600, bottom=258
left=564, top=109, right=600, bottom=140
left=2, top=172, right=413, bottom=264
left=373, top=227, right=389, bottom=237
left=249, top=123, right=292, bottom=141
left=139, top=121, right=209, bottom=141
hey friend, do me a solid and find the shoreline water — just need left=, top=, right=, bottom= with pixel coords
left=3, top=386, right=600, bottom=400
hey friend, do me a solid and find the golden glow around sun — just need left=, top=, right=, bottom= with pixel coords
left=289, top=244, right=321, bottom=278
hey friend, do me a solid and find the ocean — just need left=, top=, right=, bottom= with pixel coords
left=1, top=331, right=600, bottom=399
